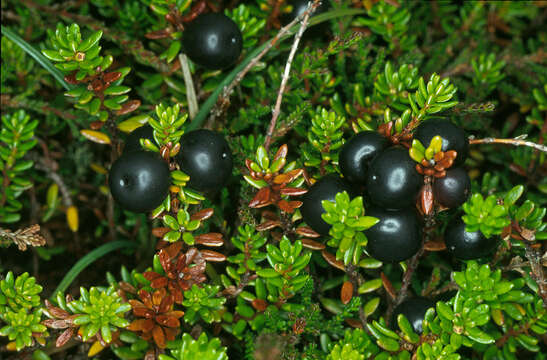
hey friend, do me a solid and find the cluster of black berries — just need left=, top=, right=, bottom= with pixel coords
left=302, top=118, right=497, bottom=263
left=108, top=127, right=232, bottom=213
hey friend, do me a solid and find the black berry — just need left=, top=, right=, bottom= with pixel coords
left=108, top=151, right=170, bottom=213
left=182, top=13, right=243, bottom=70
left=393, top=297, right=435, bottom=334
left=364, top=207, right=422, bottom=263
left=177, top=129, right=233, bottom=192
left=414, top=118, right=468, bottom=165
left=433, top=167, right=470, bottom=208
left=444, top=219, right=498, bottom=260
left=339, top=131, right=388, bottom=185
left=124, top=125, right=155, bottom=154
left=300, top=174, right=353, bottom=236
left=366, top=146, right=422, bottom=210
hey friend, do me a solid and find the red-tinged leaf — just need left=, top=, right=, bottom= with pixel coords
left=165, top=310, right=185, bottom=319
left=424, top=241, right=446, bottom=251
left=341, top=281, right=354, bottom=305
left=256, top=220, right=282, bottom=231
left=190, top=208, right=214, bottom=221
left=280, top=187, right=308, bottom=196
left=90, top=79, right=103, bottom=92
left=274, top=144, right=288, bottom=161
left=301, top=238, right=325, bottom=250
left=159, top=294, right=174, bottom=313
left=194, top=233, right=224, bottom=246
left=44, top=301, right=70, bottom=319
left=201, top=250, right=227, bottom=262
left=345, top=318, right=363, bottom=329
left=119, top=281, right=136, bottom=294
left=103, top=72, right=122, bottom=84
left=151, top=277, right=169, bottom=289
left=43, top=319, right=69, bottom=329
left=145, top=29, right=172, bottom=39
left=252, top=299, right=268, bottom=312
left=56, top=327, right=75, bottom=347
left=181, top=1, right=207, bottom=22
left=296, top=227, right=321, bottom=238
left=165, top=242, right=183, bottom=259
left=90, top=121, right=104, bottom=130
left=380, top=272, right=396, bottom=300
left=433, top=170, right=446, bottom=178
left=128, top=319, right=154, bottom=332
left=277, top=199, right=301, bottom=213
left=116, top=100, right=141, bottom=115
left=420, top=183, right=434, bottom=216
left=249, top=187, right=272, bottom=208
left=153, top=325, right=166, bottom=349
left=273, top=169, right=304, bottom=185
left=143, top=271, right=162, bottom=281
left=156, top=315, right=180, bottom=328
left=145, top=350, right=156, bottom=360
left=164, top=327, right=178, bottom=343
left=322, top=250, right=344, bottom=271
left=64, top=74, right=78, bottom=84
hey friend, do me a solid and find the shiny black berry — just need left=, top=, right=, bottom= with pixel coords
left=364, top=207, right=422, bottom=263
left=301, top=174, right=353, bottom=236
left=366, top=147, right=423, bottom=210
left=339, top=131, right=388, bottom=185
left=108, top=151, right=170, bottom=213
left=177, top=129, right=233, bottom=192
left=445, top=219, right=498, bottom=260
left=433, top=167, right=470, bottom=208
left=393, top=297, right=435, bottom=334
left=182, top=13, right=243, bottom=70
left=124, top=125, right=155, bottom=154
left=414, top=118, right=468, bottom=165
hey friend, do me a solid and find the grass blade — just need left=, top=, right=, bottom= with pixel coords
left=1, top=25, right=74, bottom=91
left=50, top=240, right=137, bottom=298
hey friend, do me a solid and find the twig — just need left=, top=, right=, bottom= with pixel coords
left=264, top=0, right=318, bottom=151
left=345, top=263, right=370, bottom=331
left=523, top=242, right=547, bottom=308
left=0, top=225, right=46, bottom=251
left=207, top=0, right=321, bottom=126
left=469, top=137, right=547, bottom=153
left=179, top=53, right=198, bottom=119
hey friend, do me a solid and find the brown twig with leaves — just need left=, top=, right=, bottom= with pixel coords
left=0, top=225, right=46, bottom=251
left=469, top=137, right=547, bottom=153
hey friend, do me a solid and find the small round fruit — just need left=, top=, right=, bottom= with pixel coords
left=433, top=167, right=470, bottom=208
left=339, top=131, right=388, bottom=185
left=182, top=13, right=243, bottom=69
left=108, top=151, right=170, bottom=213
left=366, top=146, right=423, bottom=209
left=444, top=219, right=497, bottom=260
left=124, top=125, right=154, bottom=154
left=300, top=174, right=353, bottom=236
left=177, top=129, right=233, bottom=192
left=414, top=118, right=469, bottom=165
left=393, top=297, right=435, bottom=334
left=364, top=207, right=422, bottom=263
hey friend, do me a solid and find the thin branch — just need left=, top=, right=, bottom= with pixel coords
left=264, top=0, right=318, bottom=151
left=469, top=137, right=547, bottom=153
left=0, top=225, right=46, bottom=251
left=179, top=53, right=198, bottom=119
left=207, top=0, right=321, bottom=126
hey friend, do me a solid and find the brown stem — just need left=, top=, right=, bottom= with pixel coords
left=207, top=0, right=321, bottom=126
left=345, top=263, right=370, bottom=331
left=469, top=137, right=547, bottom=153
